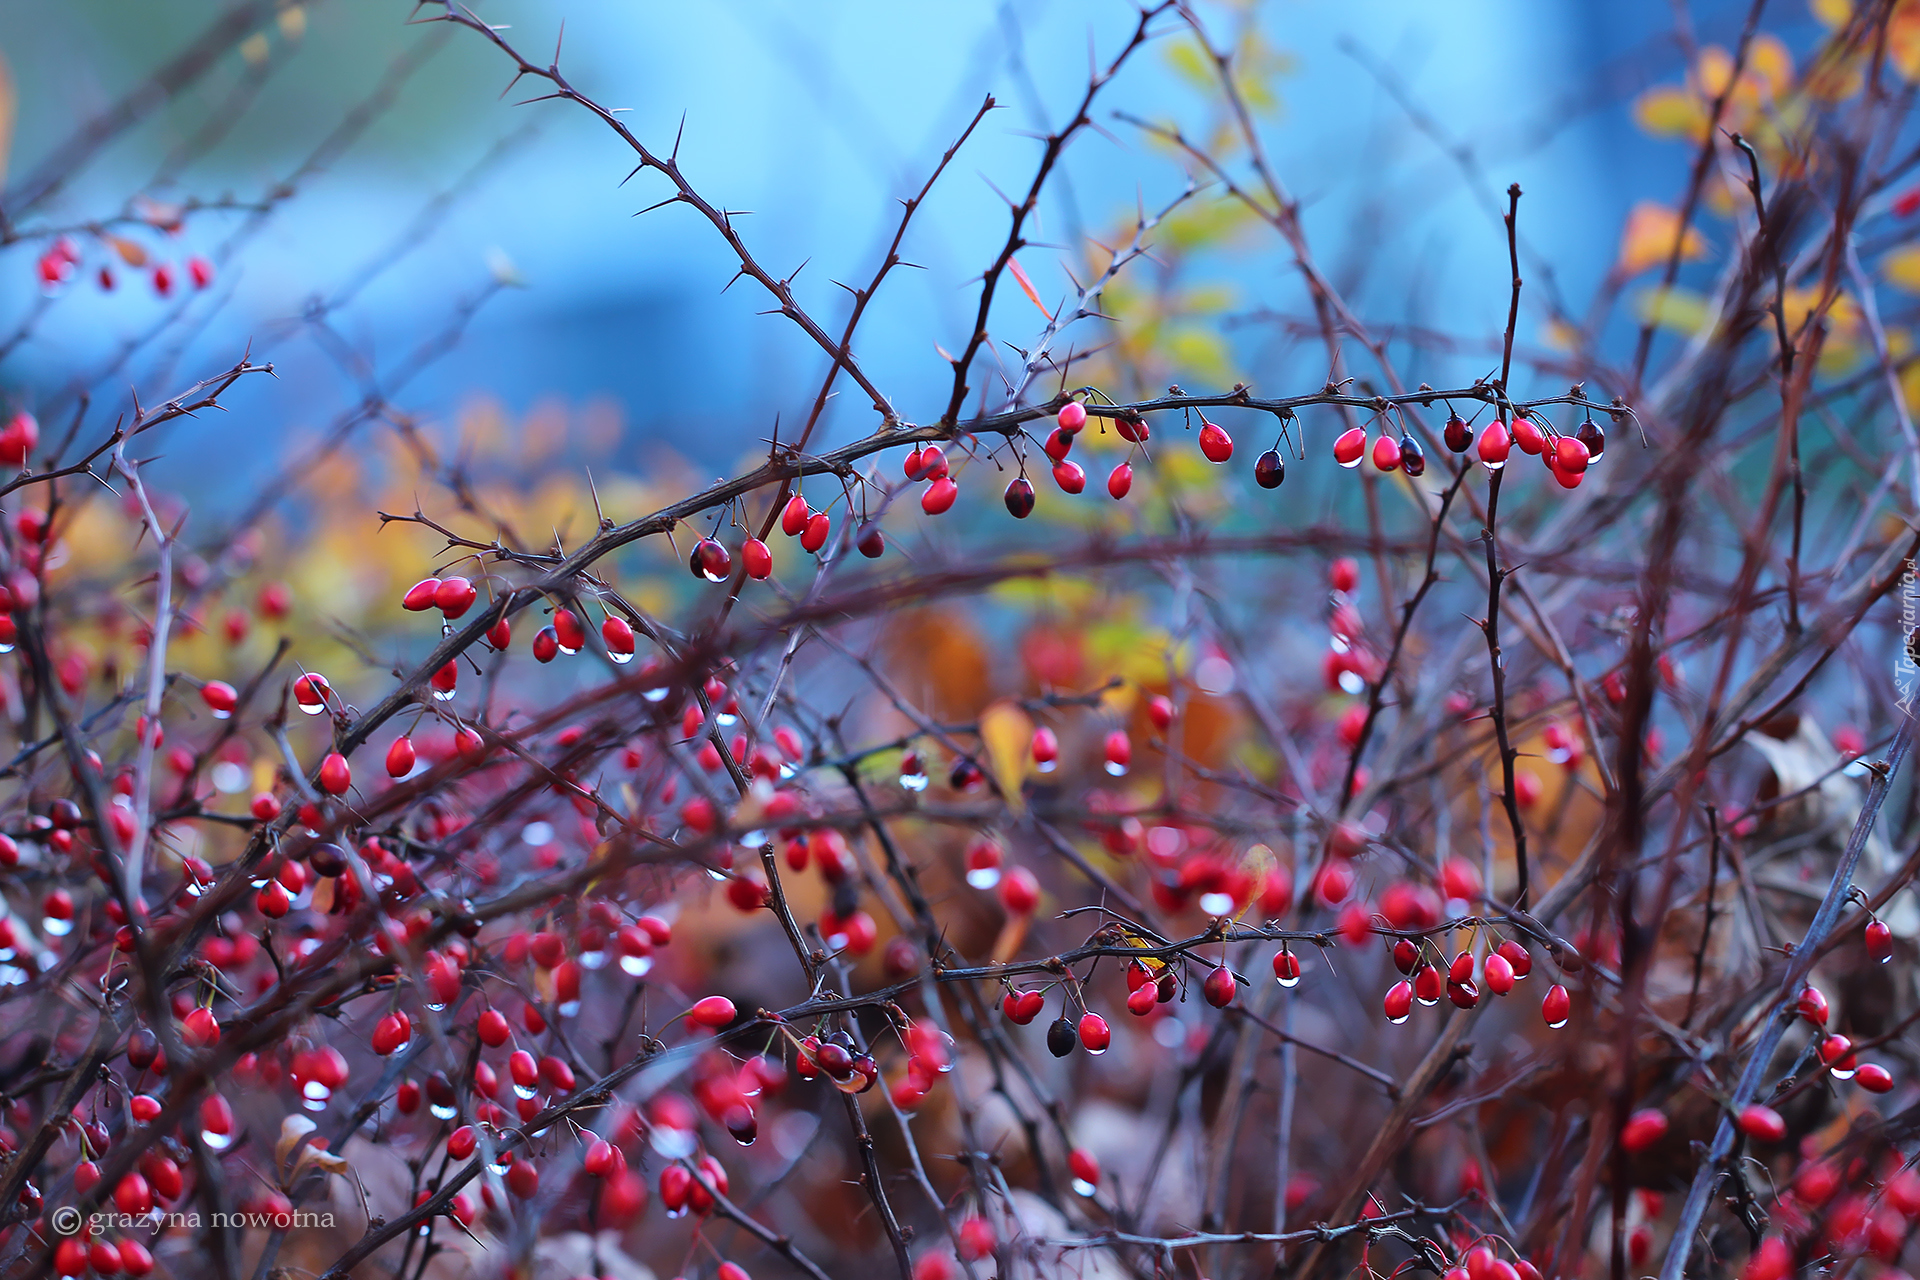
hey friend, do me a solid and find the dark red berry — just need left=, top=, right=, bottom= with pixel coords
left=1004, top=476, right=1036, bottom=518
left=1255, top=449, right=1285, bottom=488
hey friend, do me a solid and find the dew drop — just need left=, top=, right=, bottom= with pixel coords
left=608, top=652, right=633, bottom=665
left=557, top=999, right=581, bottom=1018
left=1036, top=760, right=1056, bottom=773
left=1071, top=1177, right=1097, bottom=1197
left=1830, top=1064, right=1857, bottom=1081
left=429, top=1102, right=456, bottom=1121
left=900, top=773, right=929, bottom=793
left=619, top=954, right=653, bottom=977
left=1415, top=994, right=1438, bottom=1007
left=512, top=1083, right=537, bottom=1100
left=432, top=687, right=456, bottom=702
left=0, top=641, right=15, bottom=655
left=579, top=948, right=607, bottom=971
left=1083, top=1043, right=1107, bottom=1057
left=297, top=702, right=326, bottom=716
left=965, top=867, right=1002, bottom=890
left=42, top=916, right=71, bottom=937
left=1198, top=892, right=1235, bottom=917
left=1276, top=972, right=1300, bottom=990
left=1545, top=1014, right=1568, bottom=1029
left=211, top=761, right=247, bottom=793
left=211, top=708, right=232, bottom=721
left=202, top=1131, right=233, bottom=1151
left=643, top=685, right=669, bottom=703
left=1338, top=455, right=1363, bottom=471
left=1386, top=1011, right=1409, bottom=1026
left=1104, top=761, right=1128, bottom=777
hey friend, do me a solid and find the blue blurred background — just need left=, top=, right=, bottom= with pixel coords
left=0, top=0, right=1805, bottom=518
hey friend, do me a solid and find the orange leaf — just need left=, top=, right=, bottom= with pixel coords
left=1006, top=257, right=1050, bottom=318
left=107, top=235, right=148, bottom=268
left=1617, top=202, right=1708, bottom=277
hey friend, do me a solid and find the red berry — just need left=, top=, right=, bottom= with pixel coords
left=434, top=576, right=477, bottom=618
left=1003, top=989, right=1044, bottom=1024
left=1045, top=427, right=1075, bottom=461
left=690, top=539, right=732, bottom=582
left=1371, top=434, right=1401, bottom=472
left=1542, top=983, right=1570, bottom=1027
left=1383, top=981, right=1413, bottom=1023
left=1511, top=415, right=1545, bottom=455
left=1478, top=419, right=1512, bottom=469
left=403, top=577, right=443, bottom=611
left=201, top=680, right=238, bottom=717
left=1203, top=966, right=1236, bottom=1007
left=1867, top=918, right=1894, bottom=962
left=1198, top=421, right=1233, bottom=462
left=1052, top=459, right=1086, bottom=494
left=1556, top=436, right=1590, bottom=473
left=1273, top=949, right=1301, bottom=986
left=188, top=256, right=214, bottom=289
left=1737, top=1103, right=1786, bottom=1143
left=781, top=494, right=811, bottom=537
left=318, top=752, right=351, bottom=796
left=182, top=1006, right=220, bottom=1047
left=1077, top=1012, right=1110, bottom=1053
left=999, top=866, right=1040, bottom=914
left=1483, top=951, right=1515, bottom=995
left=1068, top=1146, right=1100, bottom=1192
left=533, top=626, right=560, bottom=663
left=743, top=537, right=773, bottom=579
left=922, top=477, right=958, bottom=515
left=1107, top=461, right=1132, bottom=499
left=1103, top=729, right=1131, bottom=774
left=1333, top=427, right=1366, bottom=468
left=1057, top=400, right=1087, bottom=432
left=1496, top=939, right=1532, bottom=979
left=688, top=995, right=736, bottom=1028
left=488, top=616, right=512, bottom=649
left=1330, top=558, right=1360, bottom=593
left=1857, top=1063, right=1895, bottom=1093
left=802, top=511, right=831, bottom=552
left=1796, top=984, right=1829, bottom=1026
left=1621, top=1108, right=1668, bottom=1153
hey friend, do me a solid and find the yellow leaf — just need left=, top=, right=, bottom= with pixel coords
left=1617, top=202, right=1708, bottom=276
left=1005, top=257, right=1050, bottom=319
left=1748, top=34, right=1795, bottom=100
left=1695, top=46, right=1736, bottom=99
left=1165, top=39, right=1215, bottom=92
left=1633, top=86, right=1711, bottom=141
left=1897, top=0, right=1920, bottom=81
left=978, top=699, right=1033, bottom=816
left=1633, top=286, right=1711, bottom=334
left=1881, top=245, right=1920, bottom=291
left=1813, top=0, right=1851, bottom=27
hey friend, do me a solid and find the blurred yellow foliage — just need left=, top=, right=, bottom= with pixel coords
left=1618, top=203, right=1708, bottom=276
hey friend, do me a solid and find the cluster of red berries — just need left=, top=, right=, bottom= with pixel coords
left=1332, top=410, right=1605, bottom=490
left=1379, top=937, right=1569, bottom=1027
left=36, top=237, right=213, bottom=298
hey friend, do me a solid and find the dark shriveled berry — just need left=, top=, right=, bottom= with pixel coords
left=1576, top=418, right=1606, bottom=460
left=1046, top=1016, right=1077, bottom=1058
left=1443, top=414, right=1474, bottom=453
left=1254, top=449, right=1285, bottom=489
left=1399, top=434, right=1426, bottom=477
left=1004, top=476, right=1036, bottom=518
